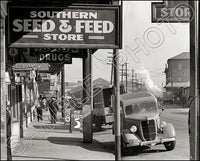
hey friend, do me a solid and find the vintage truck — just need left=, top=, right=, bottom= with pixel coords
left=93, top=86, right=114, bottom=130
left=119, top=91, right=176, bottom=154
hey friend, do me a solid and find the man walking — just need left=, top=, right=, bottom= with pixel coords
left=48, top=97, right=58, bottom=124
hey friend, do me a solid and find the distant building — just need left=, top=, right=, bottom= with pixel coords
left=164, top=52, right=190, bottom=104
left=65, top=78, right=110, bottom=99
left=93, top=78, right=110, bottom=87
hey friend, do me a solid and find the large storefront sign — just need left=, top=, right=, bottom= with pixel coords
left=8, top=5, right=122, bottom=49
left=152, top=0, right=191, bottom=23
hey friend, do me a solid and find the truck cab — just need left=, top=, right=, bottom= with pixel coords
left=119, top=91, right=176, bottom=154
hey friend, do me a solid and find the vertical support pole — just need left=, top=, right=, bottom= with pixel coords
left=113, top=49, right=121, bottom=160
left=111, top=59, right=114, bottom=85
left=24, top=80, right=28, bottom=128
left=132, top=69, right=134, bottom=92
left=82, top=49, right=93, bottom=143
left=61, top=66, right=65, bottom=118
left=30, top=89, right=32, bottom=122
left=189, top=1, right=199, bottom=160
left=121, top=64, right=124, bottom=84
left=18, top=85, right=23, bottom=138
left=125, top=63, right=128, bottom=93
left=0, top=1, right=7, bottom=158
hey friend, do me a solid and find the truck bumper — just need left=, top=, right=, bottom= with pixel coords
left=126, top=137, right=176, bottom=147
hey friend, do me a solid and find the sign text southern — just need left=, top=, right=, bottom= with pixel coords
left=8, top=5, right=121, bottom=49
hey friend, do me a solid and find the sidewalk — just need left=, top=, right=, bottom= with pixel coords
left=12, top=112, right=114, bottom=160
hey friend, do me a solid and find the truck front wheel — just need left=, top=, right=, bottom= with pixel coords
left=164, top=140, right=176, bottom=151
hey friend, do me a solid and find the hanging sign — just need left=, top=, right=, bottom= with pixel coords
left=8, top=5, right=122, bottom=49
left=152, top=0, right=192, bottom=23
left=38, top=50, right=72, bottom=64
left=12, top=63, right=49, bottom=71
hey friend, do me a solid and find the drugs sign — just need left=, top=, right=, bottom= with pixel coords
left=38, top=52, right=72, bottom=64
left=8, top=5, right=122, bottom=49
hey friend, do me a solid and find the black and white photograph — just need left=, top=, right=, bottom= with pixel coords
left=0, top=0, right=199, bottom=160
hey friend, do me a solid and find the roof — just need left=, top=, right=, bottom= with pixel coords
left=120, top=92, right=156, bottom=106
left=164, top=81, right=190, bottom=88
left=169, top=52, right=190, bottom=60
left=93, top=78, right=110, bottom=87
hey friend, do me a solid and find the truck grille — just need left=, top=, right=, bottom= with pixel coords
left=141, top=120, right=156, bottom=141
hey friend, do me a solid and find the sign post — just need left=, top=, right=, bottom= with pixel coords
left=188, top=1, right=199, bottom=160
left=113, top=49, right=121, bottom=160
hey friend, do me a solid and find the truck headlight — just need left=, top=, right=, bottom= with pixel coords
left=130, top=125, right=137, bottom=133
left=160, top=121, right=167, bottom=128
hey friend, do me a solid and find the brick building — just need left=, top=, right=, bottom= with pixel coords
left=164, top=52, right=190, bottom=104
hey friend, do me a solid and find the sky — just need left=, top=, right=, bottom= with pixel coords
left=65, top=1, right=190, bottom=89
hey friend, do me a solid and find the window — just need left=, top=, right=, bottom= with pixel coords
left=178, top=63, right=182, bottom=70
left=178, top=77, right=182, bottom=82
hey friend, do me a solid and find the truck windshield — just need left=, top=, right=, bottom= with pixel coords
left=125, top=102, right=157, bottom=115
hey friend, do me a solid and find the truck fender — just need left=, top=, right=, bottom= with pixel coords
left=121, top=129, right=140, bottom=144
left=162, top=123, right=176, bottom=138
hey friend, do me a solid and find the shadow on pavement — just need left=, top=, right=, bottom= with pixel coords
left=33, top=124, right=69, bottom=130
left=13, top=155, right=76, bottom=160
left=47, top=136, right=111, bottom=153
left=122, top=146, right=167, bottom=157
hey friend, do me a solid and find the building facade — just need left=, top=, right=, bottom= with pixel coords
left=164, top=52, right=190, bottom=104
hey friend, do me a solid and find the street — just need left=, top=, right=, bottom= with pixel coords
left=12, top=104, right=190, bottom=160
left=93, top=104, right=190, bottom=160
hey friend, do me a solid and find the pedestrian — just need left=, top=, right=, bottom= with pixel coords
left=36, top=99, right=43, bottom=122
left=6, top=106, right=12, bottom=160
left=48, top=97, right=58, bottom=124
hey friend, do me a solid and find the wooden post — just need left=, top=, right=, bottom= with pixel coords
left=24, top=80, right=28, bottom=128
left=18, top=85, right=23, bottom=138
left=82, top=49, right=93, bottom=143
left=189, top=1, right=199, bottom=160
left=132, top=69, right=134, bottom=92
left=113, top=49, right=121, bottom=160
left=0, top=1, right=8, bottom=159
left=61, top=66, right=65, bottom=118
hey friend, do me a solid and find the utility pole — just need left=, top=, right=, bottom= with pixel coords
left=113, top=49, right=121, bottom=160
left=189, top=1, right=199, bottom=160
left=135, top=73, right=138, bottom=91
left=121, top=64, right=124, bottom=84
left=131, top=69, right=134, bottom=92
left=107, top=51, right=114, bottom=85
left=140, top=78, right=143, bottom=91
left=124, top=62, right=128, bottom=93
left=112, top=0, right=122, bottom=160
left=61, top=66, right=65, bottom=118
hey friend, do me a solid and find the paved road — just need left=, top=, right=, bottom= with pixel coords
left=94, top=105, right=190, bottom=160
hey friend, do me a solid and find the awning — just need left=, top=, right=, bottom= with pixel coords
left=13, top=63, right=49, bottom=72
left=164, top=82, right=190, bottom=88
